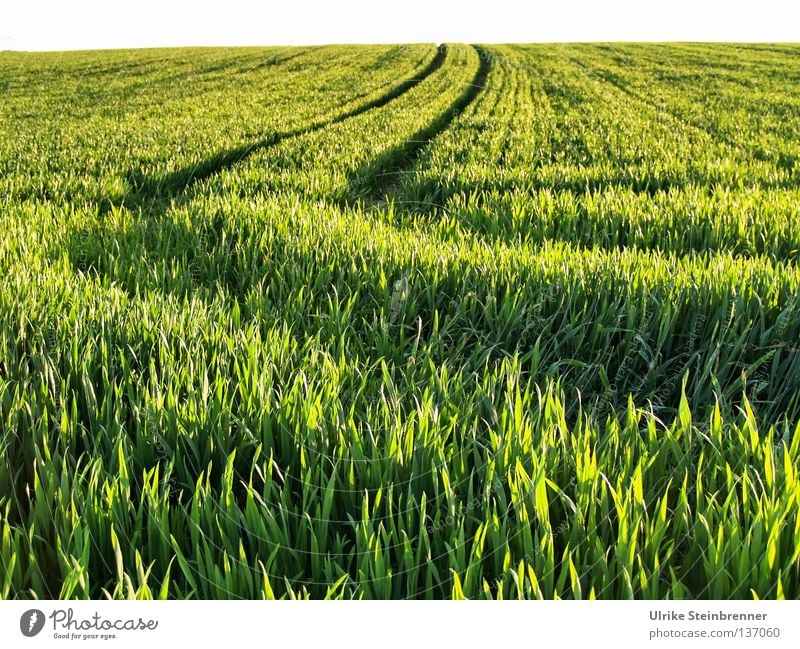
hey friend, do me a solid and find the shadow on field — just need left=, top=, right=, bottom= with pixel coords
left=62, top=176, right=800, bottom=427
left=107, top=45, right=449, bottom=222
left=342, top=45, right=491, bottom=207
left=62, top=42, right=471, bottom=301
left=60, top=43, right=800, bottom=425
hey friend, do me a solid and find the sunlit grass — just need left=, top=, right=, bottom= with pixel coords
left=1, top=42, right=799, bottom=599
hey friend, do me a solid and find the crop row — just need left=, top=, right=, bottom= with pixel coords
left=398, top=45, right=800, bottom=259
left=1, top=262, right=798, bottom=597
left=1, top=43, right=799, bottom=600
left=0, top=44, right=437, bottom=206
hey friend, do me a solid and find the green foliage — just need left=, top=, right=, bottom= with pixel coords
left=1, top=42, right=799, bottom=600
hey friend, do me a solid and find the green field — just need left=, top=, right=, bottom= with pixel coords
left=1, top=43, right=800, bottom=599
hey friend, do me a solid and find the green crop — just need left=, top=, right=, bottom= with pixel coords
left=1, top=42, right=799, bottom=600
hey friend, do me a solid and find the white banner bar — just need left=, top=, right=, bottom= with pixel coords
left=1, top=600, right=798, bottom=648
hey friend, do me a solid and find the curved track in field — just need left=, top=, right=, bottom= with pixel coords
left=118, top=45, right=449, bottom=215
left=345, top=45, right=492, bottom=208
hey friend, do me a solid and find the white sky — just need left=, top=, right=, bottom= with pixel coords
left=1, top=0, right=798, bottom=51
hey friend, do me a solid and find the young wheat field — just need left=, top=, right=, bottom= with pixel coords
left=1, top=43, right=800, bottom=599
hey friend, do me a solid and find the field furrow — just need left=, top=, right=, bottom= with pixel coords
left=2, top=42, right=799, bottom=601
